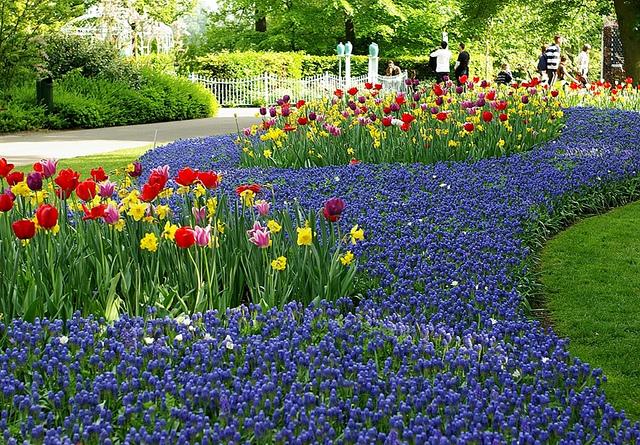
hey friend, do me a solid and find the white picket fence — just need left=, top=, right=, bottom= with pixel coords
left=188, top=72, right=408, bottom=107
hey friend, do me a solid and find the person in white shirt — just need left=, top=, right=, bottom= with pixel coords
left=575, top=44, right=591, bottom=85
left=430, top=41, right=452, bottom=83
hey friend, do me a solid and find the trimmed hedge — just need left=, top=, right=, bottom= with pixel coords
left=190, top=51, right=437, bottom=80
left=0, top=71, right=218, bottom=133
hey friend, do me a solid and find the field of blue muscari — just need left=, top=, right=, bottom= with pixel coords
left=2, top=108, right=640, bottom=444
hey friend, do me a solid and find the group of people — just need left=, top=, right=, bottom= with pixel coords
left=422, top=35, right=591, bottom=87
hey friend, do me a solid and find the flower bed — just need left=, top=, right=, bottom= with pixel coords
left=238, top=78, right=565, bottom=168
left=0, top=163, right=360, bottom=320
left=2, top=108, right=640, bottom=442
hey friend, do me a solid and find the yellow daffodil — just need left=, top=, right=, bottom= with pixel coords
left=350, top=225, right=364, bottom=244
left=140, top=233, right=158, bottom=252
left=206, top=197, right=218, bottom=218
left=267, top=220, right=282, bottom=233
left=114, top=219, right=125, bottom=232
left=11, top=181, right=31, bottom=198
left=240, top=189, right=255, bottom=207
left=128, top=202, right=148, bottom=221
left=162, top=221, right=178, bottom=240
left=340, top=251, right=355, bottom=266
left=271, top=256, right=287, bottom=271
left=155, top=205, right=170, bottom=220
left=297, top=227, right=313, bottom=246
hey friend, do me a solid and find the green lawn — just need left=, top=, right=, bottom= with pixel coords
left=16, top=146, right=150, bottom=178
left=541, top=201, right=640, bottom=420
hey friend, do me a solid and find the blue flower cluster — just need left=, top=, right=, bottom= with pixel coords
left=2, top=108, right=640, bottom=443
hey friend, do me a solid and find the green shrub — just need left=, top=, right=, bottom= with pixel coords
left=187, top=51, right=436, bottom=80
left=126, top=53, right=177, bottom=74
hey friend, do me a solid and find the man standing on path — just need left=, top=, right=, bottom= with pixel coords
left=454, top=43, right=470, bottom=84
left=575, top=44, right=591, bottom=85
left=545, top=35, right=562, bottom=85
left=430, top=41, right=452, bottom=83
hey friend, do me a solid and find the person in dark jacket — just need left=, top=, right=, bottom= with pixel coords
left=495, top=63, right=513, bottom=85
left=454, top=43, right=470, bottom=84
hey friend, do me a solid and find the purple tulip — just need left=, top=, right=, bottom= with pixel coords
left=26, top=172, right=43, bottom=191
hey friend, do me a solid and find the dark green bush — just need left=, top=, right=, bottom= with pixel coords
left=187, top=51, right=436, bottom=80
left=0, top=70, right=219, bottom=133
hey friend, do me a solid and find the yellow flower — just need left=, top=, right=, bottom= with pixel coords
left=271, top=256, right=287, bottom=271
left=121, top=190, right=140, bottom=209
left=155, top=205, right=170, bottom=220
left=347, top=147, right=355, bottom=156
left=193, top=184, right=206, bottom=198
left=114, top=219, right=125, bottom=232
left=143, top=216, right=155, bottom=223
left=177, top=185, right=191, bottom=195
left=350, top=224, right=364, bottom=244
left=158, top=188, right=173, bottom=199
left=206, top=197, right=218, bottom=218
left=140, top=232, right=158, bottom=252
left=497, top=139, right=506, bottom=148
left=128, top=202, right=148, bottom=221
left=125, top=163, right=136, bottom=173
left=240, top=189, right=255, bottom=207
left=216, top=219, right=225, bottom=234
left=51, top=224, right=60, bottom=235
left=267, top=219, right=282, bottom=233
left=297, top=226, right=313, bottom=246
left=162, top=221, right=178, bottom=240
left=11, top=181, right=31, bottom=198
left=340, top=250, right=355, bottom=266
left=263, top=149, right=273, bottom=159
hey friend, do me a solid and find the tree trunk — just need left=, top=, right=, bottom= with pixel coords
left=613, top=0, right=640, bottom=80
left=345, top=17, right=355, bottom=44
left=254, top=8, right=266, bottom=33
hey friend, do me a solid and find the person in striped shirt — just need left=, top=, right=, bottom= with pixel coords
left=545, top=35, right=563, bottom=85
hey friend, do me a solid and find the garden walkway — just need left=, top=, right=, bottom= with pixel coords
left=0, top=108, right=260, bottom=166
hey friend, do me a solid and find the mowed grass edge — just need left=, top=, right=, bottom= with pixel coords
left=541, top=200, right=640, bottom=420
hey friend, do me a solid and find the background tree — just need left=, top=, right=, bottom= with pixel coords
left=0, top=0, right=95, bottom=87
left=613, top=0, right=640, bottom=80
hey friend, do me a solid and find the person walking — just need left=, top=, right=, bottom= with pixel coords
left=537, top=45, right=548, bottom=83
left=430, top=41, right=452, bottom=83
left=575, top=44, right=591, bottom=85
left=544, top=35, right=562, bottom=85
left=495, top=63, right=513, bottom=85
left=454, top=43, right=470, bottom=84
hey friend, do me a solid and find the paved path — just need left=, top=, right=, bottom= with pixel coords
left=0, top=108, right=260, bottom=166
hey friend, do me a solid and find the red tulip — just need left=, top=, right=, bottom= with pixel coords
left=482, top=111, right=493, bottom=123
left=90, top=167, right=108, bottom=182
left=297, top=116, right=308, bottom=126
left=499, top=113, right=508, bottom=122
left=395, top=95, right=406, bottom=105
left=625, top=77, right=633, bottom=84
left=459, top=74, right=468, bottom=84
left=463, top=122, right=474, bottom=132
left=433, top=84, right=444, bottom=97
left=495, top=100, right=508, bottom=111
left=33, top=162, right=43, bottom=173
left=347, top=87, right=358, bottom=96
left=6, top=171, right=24, bottom=187
left=334, top=89, right=343, bottom=98
left=381, top=116, right=393, bottom=127
left=140, top=182, right=162, bottom=202
left=435, top=112, right=448, bottom=122
left=322, top=197, right=346, bottom=222
left=148, top=171, right=168, bottom=189
left=0, top=158, right=14, bottom=178
left=175, top=167, right=199, bottom=187
left=55, top=169, right=81, bottom=199
left=76, top=180, right=97, bottom=202
left=175, top=227, right=196, bottom=248
left=383, top=106, right=392, bottom=114
left=197, top=171, right=220, bottom=189
left=296, top=100, right=305, bottom=108
left=486, top=90, right=496, bottom=101
left=401, top=113, right=415, bottom=124
left=36, top=204, right=58, bottom=229
left=550, top=90, right=559, bottom=98
left=350, top=158, right=360, bottom=165
left=364, top=82, right=373, bottom=89
left=472, top=76, right=480, bottom=83
left=283, top=123, right=296, bottom=132
left=0, top=193, right=14, bottom=212
left=81, top=204, right=107, bottom=221
left=12, top=219, right=36, bottom=240
left=236, top=184, right=261, bottom=195
left=374, top=83, right=383, bottom=90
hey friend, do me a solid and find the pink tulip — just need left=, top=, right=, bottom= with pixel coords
left=99, top=181, right=116, bottom=198
left=248, top=227, right=271, bottom=248
left=194, top=225, right=211, bottom=247
left=103, top=205, right=119, bottom=224
left=254, top=200, right=270, bottom=216
left=150, top=165, right=170, bottom=181
left=40, top=159, right=58, bottom=179
left=192, top=207, right=206, bottom=224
